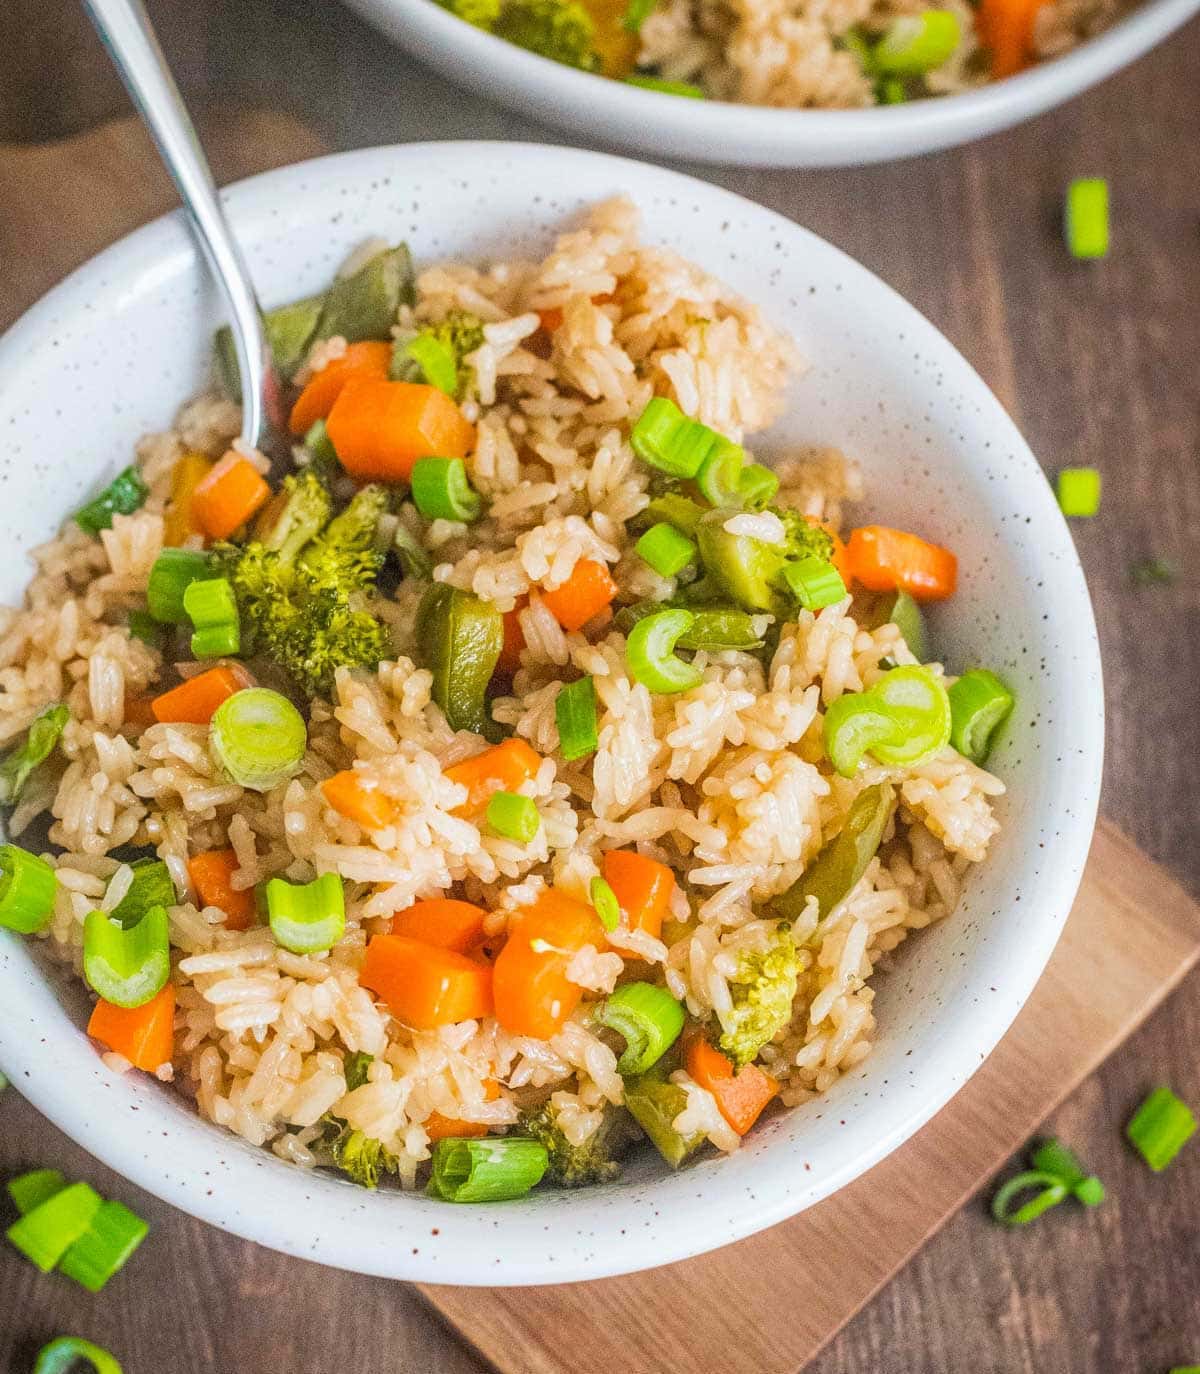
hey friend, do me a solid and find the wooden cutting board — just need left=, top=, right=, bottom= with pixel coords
left=4, top=112, right=1199, bottom=1374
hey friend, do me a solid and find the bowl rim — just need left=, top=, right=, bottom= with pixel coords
left=0, top=141, right=1105, bottom=1284
left=344, top=0, right=1200, bottom=164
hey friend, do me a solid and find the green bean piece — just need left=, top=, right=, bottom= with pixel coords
left=642, top=493, right=706, bottom=534
left=316, top=245, right=415, bottom=343
left=416, top=584, right=503, bottom=736
left=623, top=1056, right=706, bottom=1167
left=771, top=783, right=895, bottom=924
left=214, top=295, right=324, bottom=400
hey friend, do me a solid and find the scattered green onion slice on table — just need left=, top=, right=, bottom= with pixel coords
left=0, top=843, right=58, bottom=934
left=990, top=1169, right=1069, bottom=1226
left=695, top=440, right=745, bottom=507
left=1030, top=1139, right=1105, bottom=1206
left=5, top=1181, right=103, bottom=1271
left=873, top=10, right=961, bottom=74
left=595, top=981, right=686, bottom=1075
left=626, top=609, right=704, bottom=694
left=58, top=1199, right=149, bottom=1292
left=146, top=548, right=212, bottom=623
left=486, top=791, right=541, bottom=844
left=7, top=1168, right=67, bottom=1216
left=428, top=1136, right=549, bottom=1202
left=783, top=555, right=847, bottom=610
left=403, top=333, right=459, bottom=396
left=107, top=857, right=176, bottom=930
left=630, top=398, right=724, bottom=479
left=265, top=872, right=346, bottom=955
left=1064, top=177, right=1110, bottom=260
left=183, top=576, right=241, bottom=659
left=209, top=688, right=307, bottom=792
left=34, top=1337, right=124, bottom=1374
left=624, top=75, right=706, bottom=98
left=589, top=876, right=621, bottom=932
left=74, top=466, right=149, bottom=537
left=1126, top=1087, right=1197, bottom=1171
left=0, top=702, right=69, bottom=806
left=736, top=462, right=780, bottom=510
left=82, top=904, right=170, bottom=1008
left=635, top=522, right=698, bottom=578
left=1056, top=467, right=1101, bottom=517
left=1129, top=556, right=1176, bottom=586
left=410, top=456, right=483, bottom=523
left=948, top=668, right=1014, bottom=764
left=555, top=676, right=599, bottom=761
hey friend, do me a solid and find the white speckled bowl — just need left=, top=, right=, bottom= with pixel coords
left=344, top=0, right=1200, bottom=167
left=0, top=143, right=1102, bottom=1284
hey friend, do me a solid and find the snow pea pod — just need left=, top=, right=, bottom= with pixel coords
left=416, top=584, right=503, bottom=736
left=623, top=1055, right=706, bottom=1168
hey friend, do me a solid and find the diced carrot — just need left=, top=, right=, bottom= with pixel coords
left=321, top=769, right=400, bottom=831
left=685, top=1035, right=780, bottom=1136
left=541, top=559, right=619, bottom=633
left=444, top=738, right=542, bottom=814
left=492, top=889, right=610, bottom=1040
left=844, top=525, right=958, bottom=603
left=163, top=452, right=214, bottom=546
left=537, top=307, right=564, bottom=334
left=976, top=0, right=1046, bottom=77
left=496, top=599, right=528, bottom=676
left=424, top=1079, right=500, bottom=1141
left=191, top=452, right=271, bottom=541
left=288, top=340, right=393, bottom=436
left=602, top=849, right=675, bottom=941
left=359, top=934, right=493, bottom=1029
left=151, top=664, right=254, bottom=725
left=326, top=379, right=475, bottom=483
left=188, top=848, right=255, bottom=931
left=87, top=984, right=175, bottom=1073
left=391, top=898, right=488, bottom=954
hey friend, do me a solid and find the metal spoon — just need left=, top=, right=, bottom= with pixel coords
left=82, top=0, right=288, bottom=458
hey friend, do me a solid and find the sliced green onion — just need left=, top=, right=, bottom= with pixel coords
left=675, top=608, right=764, bottom=652
left=210, top=688, right=307, bottom=793
left=127, top=609, right=165, bottom=648
left=878, top=76, right=907, bottom=103
left=1064, top=177, right=1109, bottom=260
left=643, top=493, right=705, bottom=533
left=108, top=858, right=176, bottom=930
left=736, top=463, right=779, bottom=510
left=783, top=555, right=847, bottom=610
left=1056, top=467, right=1101, bottom=517
left=990, top=1170, right=1069, bottom=1226
left=0, top=702, right=69, bottom=805
left=82, top=904, right=169, bottom=1009
left=303, top=418, right=339, bottom=468
left=486, top=791, right=541, bottom=843
left=868, top=664, right=952, bottom=767
left=589, top=876, right=621, bottom=932
left=5, top=1181, right=103, bottom=1271
left=823, top=694, right=905, bottom=777
left=555, top=676, right=599, bottom=762
left=626, top=609, right=704, bottom=694
left=0, top=844, right=57, bottom=934
left=695, top=440, right=745, bottom=507
left=58, top=1199, right=149, bottom=1292
left=1127, top=1087, right=1197, bottom=1171
left=427, top=1136, right=548, bottom=1203
left=595, top=981, right=686, bottom=1075
left=1029, top=1139, right=1105, bottom=1205
left=948, top=668, right=1014, bottom=764
left=74, top=467, right=149, bottom=536
left=34, top=1337, right=123, bottom=1374
left=265, top=872, right=345, bottom=955
left=625, top=75, right=706, bottom=98
left=631, top=398, right=724, bottom=479
left=873, top=10, right=960, bottom=74
left=7, top=1169, right=67, bottom=1216
left=1167, top=1368, right=1200, bottom=1374
left=410, top=456, right=483, bottom=523
left=146, top=548, right=211, bottom=624
left=343, top=1050, right=374, bottom=1091
left=403, top=333, right=459, bottom=396
left=183, top=576, right=241, bottom=659
left=622, top=0, right=658, bottom=30
left=635, top=522, right=698, bottom=578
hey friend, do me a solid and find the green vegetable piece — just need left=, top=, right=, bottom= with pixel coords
left=322, top=1118, right=399, bottom=1190
left=316, top=245, right=415, bottom=344
left=492, top=0, right=601, bottom=71
left=402, top=333, right=458, bottom=395
left=782, top=555, right=846, bottom=610
left=0, top=844, right=58, bottom=934
left=411, top=456, right=483, bottom=523
left=303, top=419, right=340, bottom=472
left=486, top=791, right=541, bottom=843
left=0, top=702, right=69, bottom=806
left=631, top=397, right=724, bottom=479
left=427, top=1136, right=549, bottom=1202
left=108, top=858, right=176, bottom=931
left=147, top=548, right=212, bottom=624
left=773, top=783, right=896, bottom=924
left=416, top=583, right=504, bottom=735
left=625, top=75, right=706, bottom=97
left=183, top=577, right=241, bottom=660
left=390, top=311, right=486, bottom=400
left=878, top=76, right=907, bottom=103
left=642, top=493, right=705, bottom=533
left=394, top=518, right=434, bottom=580
left=1127, top=1087, right=1197, bottom=1171
left=718, top=926, right=800, bottom=1067
left=626, top=609, right=703, bottom=695
left=58, top=1198, right=149, bottom=1292
left=622, top=0, right=658, bottom=30
left=737, top=463, right=780, bottom=510
left=676, top=608, right=765, bottom=652
left=74, top=466, right=149, bottom=537
left=210, top=688, right=307, bottom=793
left=948, top=668, right=1014, bottom=764
left=1029, top=1139, right=1105, bottom=1206
left=215, top=294, right=324, bottom=400
left=5, top=1181, right=102, bottom=1271
left=1056, top=467, right=1102, bottom=516
left=595, top=981, right=686, bottom=1075
left=1064, top=178, right=1109, bottom=260
left=556, top=676, right=599, bottom=761
left=873, top=10, right=960, bottom=74
left=127, top=609, right=164, bottom=649
left=694, top=439, right=745, bottom=507
left=635, top=522, right=697, bottom=578
left=266, top=871, right=346, bottom=955
left=589, top=876, right=621, bottom=932
left=889, top=591, right=927, bottom=661
left=1129, top=556, right=1176, bottom=586
left=520, top=1100, right=639, bottom=1187
left=694, top=508, right=780, bottom=612
left=255, top=470, right=333, bottom=562
left=7, top=1169, right=66, bottom=1216
left=82, top=904, right=170, bottom=1009
left=822, top=694, right=906, bottom=777
left=990, top=1170, right=1069, bottom=1226
left=623, top=1056, right=706, bottom=1168
left=34, top=1337, right=123, bottom=1374
left=435, top=0, right=503, bottom=27
left=825, top=664, right=951, bottom=776
left=343, top=1051, right=374, bottom=1092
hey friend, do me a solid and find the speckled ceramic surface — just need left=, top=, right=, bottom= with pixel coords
left=344, top=0, right=1200, bottom=167
left=0, top=143, right=1103, bottom=1285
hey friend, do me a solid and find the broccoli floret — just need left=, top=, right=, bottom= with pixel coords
left=436, top=0, right=503, bottom=27
left=718, top=925, right=800, bottom=1068
left=319, top=1117, right=399, bottom=1190
left=694, top=505, right=836, bottom=614
left=520, top=1101, right=640, bottom=1188
left=213, top=483, right=392, bottom=699
left=494, top=0, right=601, bottom=71
left=254, top=470, right=332, bottom=561
left=391, top=310, right=487, bottom=401
left=775, top=507, right=835, bottom=565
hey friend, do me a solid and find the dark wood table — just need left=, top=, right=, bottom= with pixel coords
left=1, top=3, right=1198, bottom=1370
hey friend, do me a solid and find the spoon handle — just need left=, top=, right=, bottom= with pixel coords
left=82, top=0, right=284, bottom=450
